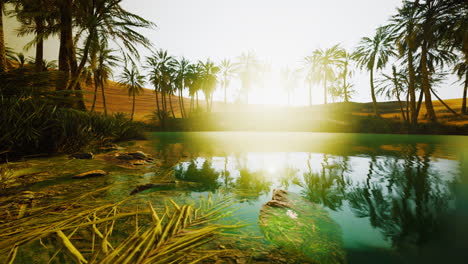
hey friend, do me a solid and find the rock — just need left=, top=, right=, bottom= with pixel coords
left=130, top=181, right=176, bottom=195
left=128, top=151, right=148, bottom=160
left=72, top=170, right=108, bottom=179
left=98, top=144, right=120, bottom=152
left=70, top=152, right=94, bottom=159
left=259, top=189, right=346, bottom=264
left=133, top=160, right=147, bottom=166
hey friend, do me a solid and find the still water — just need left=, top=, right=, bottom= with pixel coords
left=149, top=132, right=468, bottom=264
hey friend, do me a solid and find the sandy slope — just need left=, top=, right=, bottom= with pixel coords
left=84, top=81, right=468, bottom=126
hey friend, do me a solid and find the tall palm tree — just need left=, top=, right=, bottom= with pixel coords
left=90, top=40, right=119, bottom=115
left=307, top=44, right=344, bottom=105
left=199, top=59, right=219, bottom=112
left=0, top=0, right=10, bottom=72
left=174, top=57, right=191, bottom=118
left=390, top=1, right=421, bottom=125
left=146, top=50, right=175, bottom=122
left=441, top=0, right=468, bottom=114
left=280, top=67, right=298, bottom=105
left=186, top=64, right=202, bottom=113
left=454, top=61, right=467, bottom=114
left=237, top=52, right=259, bottom=104
left=119, top=64, right=145, bottom=121
left=377, top=65, right=409, bottom=123
left=303, top=56, right=318, bottom=106
left=219, top=59, right=237, bottom=106
left=339, top=51, right=354, bottom=102
left=353, top=27, right=395, bottom=116
left=67, top=0, right=155, bottom=108
left=13, top=0, right=56, bottom=72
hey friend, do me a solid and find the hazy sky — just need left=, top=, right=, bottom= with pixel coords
left=4, top=0, right=463, bottom=105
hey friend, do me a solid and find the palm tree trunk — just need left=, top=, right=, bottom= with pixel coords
left=420, top=42, right=437, bottom=122
left=343, top=74, right=348, bottom=103
left=407, top=49, right=417, bottom=125
left=155, top=89, right=161, bottom=120
left=431, top=88, right=458, bottom=116
left=323, top=73, right=327, bottom=105
left=396, top=92, right=406, bottom=123
left=169, top=93, right=175, bottom=118
left=370, top=69, right=379, bottom=117
left=196, top=92, right=199, bottom=109
left=415, top=89, right=424, bottom=120
left=101, top=82, right=107, bottom=116
left=0, top=2, right=7, bottom=72
left=91, top=78, right=98, bottom=112
left=190, top=95, right=193, bottom=114
left=462, top=72, right=467, bottom=114
left=58, top=0, right=72, bottom=89
left=309, top=81, right=312, bottom=106
left=406, top=91, right=410, bottom=123
left=131, top=92, right=135, bottom=121
left=34, top=17, right=44, bottom=72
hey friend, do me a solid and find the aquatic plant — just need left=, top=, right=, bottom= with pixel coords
left=0, top=191, right=238, bottom=264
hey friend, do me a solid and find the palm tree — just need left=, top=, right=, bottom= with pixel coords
left=377, top=65, right=409, bottom=123
left=119, top=63, right=145, bottom=121
left=66, top=0, right=155, bottom=109
left=280, top=67, right=299, bottom=105
left=90, top=40, right=119, bottom=115
left=146, top=50, right=176, bottom=123
left=339, top=51, right=354, bottom=102
left=219, top=59, right=237, bottom=106
left=389, top=1, right=420, bottom=125
left=186, top=64, right=202, bottom=113
left=199, top=59, right=219, bottom=112
left=0, top=0, right=10, bottom=72
left=454, top=61, right=467, bottom=114
left=303, top=56, right=318, bottom=106
left=307, top=44, right=344, bottom=105
left=174, top=57, right=191, bottom=118
left=353, top=27, right=395, bottom=116
left=237, top=52, right=259, bottom=104
left=13, top=0, right=56, bottom=72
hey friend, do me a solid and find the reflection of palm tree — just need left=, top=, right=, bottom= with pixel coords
left=300, top=154, right=346, bottom=211
left=347, top=146, right=454, bottom=249
left=175, top=159, right=221, bottom=192
left=235, top=168, right=271, bottom=200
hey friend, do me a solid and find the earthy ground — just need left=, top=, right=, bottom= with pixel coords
left=84, top=81, right=468, bottom=126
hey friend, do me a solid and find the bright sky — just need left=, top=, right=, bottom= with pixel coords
left=5, top=0, right=463, bottom=105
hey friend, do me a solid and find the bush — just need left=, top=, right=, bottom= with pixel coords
left=0, top=97, right=145, bottom=161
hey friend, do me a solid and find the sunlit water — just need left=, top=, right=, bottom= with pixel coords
left=149, top=132, right=468, bottom=263
left=6, top=132, right=468, bottom=263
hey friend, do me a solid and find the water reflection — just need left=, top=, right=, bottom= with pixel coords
left=152, top=132, right=465, bottom=260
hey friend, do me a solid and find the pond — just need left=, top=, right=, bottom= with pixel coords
left=3, top=132, right=468, bottom=264
left=148, top=132, right=468, bottom=264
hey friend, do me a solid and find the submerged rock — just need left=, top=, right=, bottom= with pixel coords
left=98, top=144, right=120, bottom=152
left=259, top=189, right=346, bottom=264
left=117, top=151, right=152, bottom=161
left=72, top=170, right=108, bottom=179
left=130, top=181, right=176, bottom=195
left=70, top=152, right=94, bottom=159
